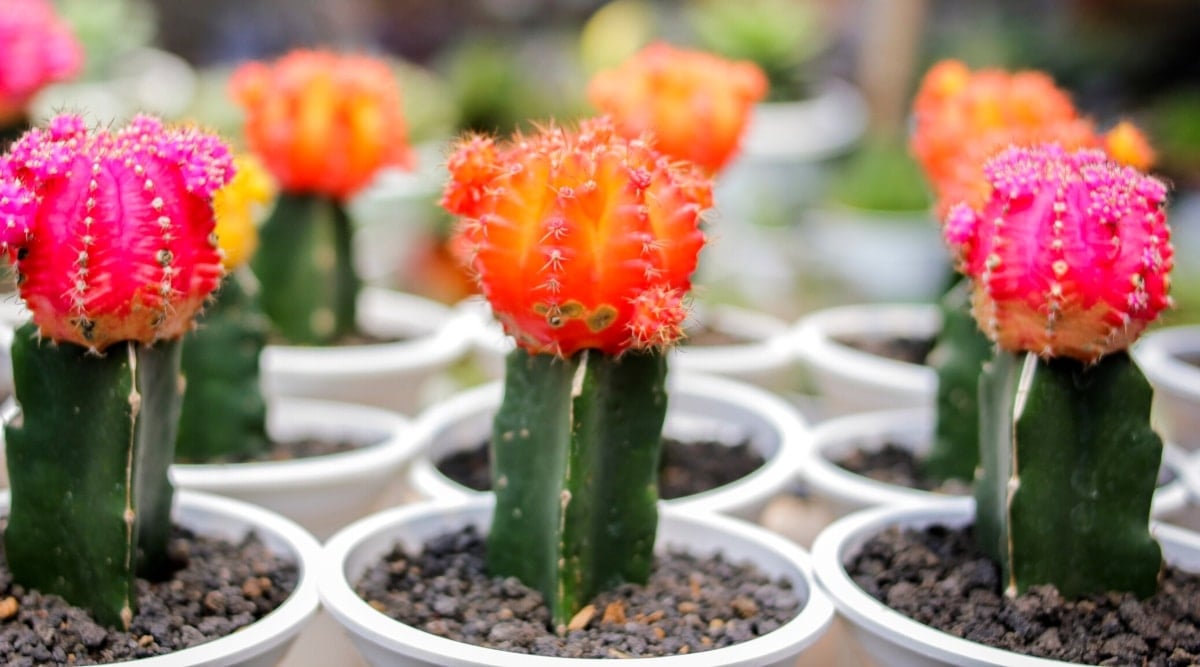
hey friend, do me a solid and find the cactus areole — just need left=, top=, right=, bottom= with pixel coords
left=442, top=117, right=710, bottom=630
left=0, top=114, right=233, bottom=628
left=946, top=144, right=1172, bottom=599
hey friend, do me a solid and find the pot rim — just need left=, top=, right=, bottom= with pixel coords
left=811, top=499, right=1200, bottom=667
left=171, top=396, right=413, bottom=491
left=1132, top=324, right=1200, bottom=401
left=791, top=302, right=939, bottom=394
left=319, top=496, right=834, bottom=666
left=406, top=371, right=809, bottom=516
left=0, top=488, right=322, bottom=667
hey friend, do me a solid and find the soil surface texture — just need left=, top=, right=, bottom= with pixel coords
left=0, top=525, right=298, bottom=666
left=847, top=522, right=1200, bottom=665
left=835, top=334, right=934, bottom=365
left=438, top=438, right=765, bottom=499
left=356, top=525, right=801, bottom=658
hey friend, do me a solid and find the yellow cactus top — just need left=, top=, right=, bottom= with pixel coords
left=213, top=154, right=275, bottom=269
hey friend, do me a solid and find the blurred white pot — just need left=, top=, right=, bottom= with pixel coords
left=1133, top=324, right=1200, bottom=452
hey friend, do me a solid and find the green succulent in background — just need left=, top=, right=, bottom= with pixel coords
left=1145, top=88, right=1200, bottom=189
left=826, top=137, right=933, bottom=213
left=54, top=0, right=156, bottom=80
left=684, top=0, right=828, bottom=102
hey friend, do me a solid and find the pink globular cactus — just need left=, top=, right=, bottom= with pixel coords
left=0, top=0, right=83, bottom=122
left=944, top=144, right=1172, bottom=362
left=1, top=114, right=234, bottom=351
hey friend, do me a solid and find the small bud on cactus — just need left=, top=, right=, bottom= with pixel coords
left=587, top=42, right=767, bottom=174
left=944, top=144, right=1172, bottom=362
left=230, top=49, right=415, bottom=201
left=1, top=114, right=233, bottom=351
left=444, top=117, right=711, bottom=358
left=0, top=0, right=82, bottom=125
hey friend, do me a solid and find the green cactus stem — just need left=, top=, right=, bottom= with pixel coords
left=975, top=349, right=1163, bottom=599
left=487, top=347, right=668, bottom=633
left=176, top=269, right=270, bottom=462
left=5, top=322, right=184, bottom=629
left=923, top=278, right=993, bottom=483
left=251, top=192, right=360, bottom=345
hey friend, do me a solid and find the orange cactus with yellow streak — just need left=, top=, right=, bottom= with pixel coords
left=443, top=118, right=711, bottom=357
left=587, top=42, right=767, bottom=175
left=911, top=59, right=1154, bottom=215
left=229, top=50, right=415, bottom=201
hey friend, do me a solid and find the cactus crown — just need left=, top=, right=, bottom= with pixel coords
left=230, top=49, right=415, bottom=201
left=911, top=59, right=1154, bottom=215
left=0, top=113, right=234, bottom=351
left=443, top=117, right=711, bottom=357
left=0, top=0, right=82, bottom=122
left=944, top=144, right=1172, bottom=362
left=587, top=42, right=767, bottom=174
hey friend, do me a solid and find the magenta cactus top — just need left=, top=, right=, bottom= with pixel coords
left=944, top=144, right=1173, bottom=362
left=0, top=0, right=83, bottom=122
left=0, top=114, right=234, bottom=351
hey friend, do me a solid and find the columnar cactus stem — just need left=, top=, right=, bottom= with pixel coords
left=250, top=193, right=360, bottom=344
left=489, top=348, right=667, bottom=630
left=443, top=118, right=709, bottom=630
left=0, top=114, right=232, bottom=627
left=945, top=144, right=1173, bottom=599
left=923, top=279, right=992, bottom=482
left=6, top=325, right=184, bottom=628
left=976, top=350, right=1162, bottom=598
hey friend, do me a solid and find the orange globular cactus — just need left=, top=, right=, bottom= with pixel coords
left=0, top=114, right=233, bottom=351
left=910, top=59, right=1157, bottom=217
left=229, top=49, right=414, bottom=201
left=443, top=117, right=711, bottom=357
left=943, top=144, right=1172, bottom=362
left=587, top=42, right=767, bottom=175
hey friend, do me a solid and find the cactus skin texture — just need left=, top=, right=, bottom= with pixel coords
left=251, top=193, right=360, bottom=345
left=6, top=323, right=184, bottom=629
left=0, top=115, right=232, bottom=628
left=176, top=270, right=270, bottom=461
left=923, top=279, right=992, bottom=483
left=946, top=144, right=1172, bottom=598
left=976, top=350, right=1162, bottom=598
left=443, top=118, right=709, bottom=630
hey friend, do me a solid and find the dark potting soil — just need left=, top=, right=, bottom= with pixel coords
left=437, top=438, right=765, bottom=499
left=847, top=522, right=1200, bottom=665
left=835, top=334, right=935, bottom=365
left=263, top=437, right=363, bottom=461
left=1180, top=352, right=1200, bottom=369
left=355, top=525, right=801, bottom=658
left=0, top=525, right=298, bottom=666
left=835, top=444, right=971, bottom=495
left=836, top=445, right=1176, bottom=492
left=682, top=325, right=750, bottom=348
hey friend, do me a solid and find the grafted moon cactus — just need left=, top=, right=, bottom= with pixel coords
left=231, top=49, right=416, bottom=344
left=587, top=42, right=766, bottom=175
left=0, top=113, right=233, bottom=628
left=946, top=144, right=1172, bottom=599
left=442, top=117, right=711, bottom=631
left=0, top=0, right=82, bottom=133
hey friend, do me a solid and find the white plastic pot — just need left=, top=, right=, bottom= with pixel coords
left=260, top=287, right=474, bottom=415
left=1132, top=324, right=1200, bottom=452
left=0, top=489, right=322, bottom=667
left=802, top=408, right=1191, bottom=527
left=792, top=303, right=939, bottom=418
left=172, top=397, right=415, bottom=540
left=406, top=372, right=809, bottom=522
left=811, top=501, right=1200, bottom=667
left=319, top=497, right=834, bottom=667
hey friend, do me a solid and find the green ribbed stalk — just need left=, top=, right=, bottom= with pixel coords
left=975, top=350, right=1163, bottom=598
left=251, top=192, right=360, bottom=345
left=5, top=323, right=183, bottom=629
left=487, top=348, right=668, bottom=633
left=923, top=279, right=992, bottom=482
left=176, top=269, right=269, bottom=461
